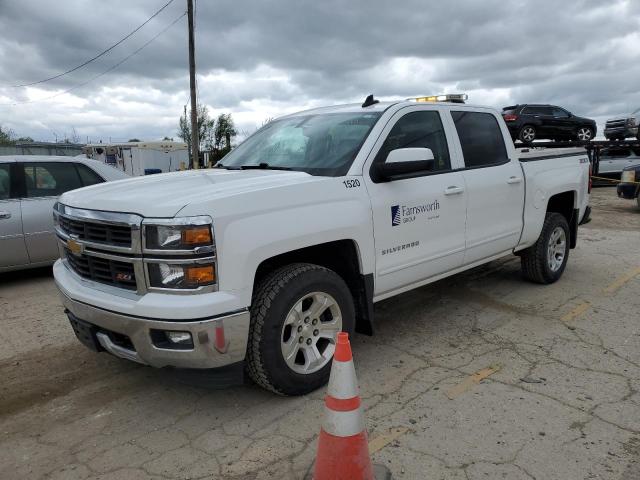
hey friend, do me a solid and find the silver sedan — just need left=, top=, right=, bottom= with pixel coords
left=0, top=155, right=129, bottom=272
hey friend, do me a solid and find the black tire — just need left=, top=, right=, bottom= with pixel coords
left=520, top=213, right=570, bottom=284
left=246, top=263, right=355, bottom=395
left=519, top=125, right=536, bottom=144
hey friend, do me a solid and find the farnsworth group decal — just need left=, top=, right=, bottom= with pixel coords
left=391, top=199, right=440, bottom=226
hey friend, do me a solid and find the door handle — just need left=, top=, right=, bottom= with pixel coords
left=444, top=186, right=464, bottom=195
left=507, top=176, right=523, bottom=184
left=0, top=211, right=11, bottom=219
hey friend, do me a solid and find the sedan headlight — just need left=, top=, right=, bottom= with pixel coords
left=144, top=216, right=214, bottom=251
left=148, top=262, right=216, bottom=289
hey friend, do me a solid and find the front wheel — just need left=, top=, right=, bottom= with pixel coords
left=246, top=263, right=355, bottom=395
left=576, top=127, right=594, bottom=141
left=520, top=212, right=570, bottom=284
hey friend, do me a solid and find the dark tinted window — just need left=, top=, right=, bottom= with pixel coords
left=375, top=111, right=451, bottom=171
left=601, top=147, right=630, bottom=158
left=522, top=106, right=553, bottom=115
left=0, top=164, right=10, bottom=200
left=23, top=162, right=82, bottom=197
left=76, top=163, right=104, bottom=186
left=552, top=107, right=570, bottom=118
left=452, top=111, right=509, bottom=168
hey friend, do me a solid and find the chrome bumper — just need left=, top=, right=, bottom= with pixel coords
left=60, top=292, right=250, bottom=369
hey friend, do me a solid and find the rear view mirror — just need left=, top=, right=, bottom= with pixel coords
left=374, top=147, right=435, bottom=181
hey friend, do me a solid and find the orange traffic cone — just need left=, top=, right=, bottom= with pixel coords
left=313, top=332, right=391, bottom=480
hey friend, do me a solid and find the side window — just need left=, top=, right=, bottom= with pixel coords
left=375, top=111, right=451, bottom=171
left=552, top=107, right=570, bottom=118
left=76, top=164, right=105, bottom=186
left=452, top=111, right=509, bottom=168
left=0, top=164, right=10, bottom=200
left=23, top=162, right=83, bottom=197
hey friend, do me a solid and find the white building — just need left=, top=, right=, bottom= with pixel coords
left=82, top=141, right=189, bottom=176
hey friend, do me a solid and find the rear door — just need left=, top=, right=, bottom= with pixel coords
left=0, top=162, right=30, bottom=269
left=20, top=161, right=84, bottom=263
left=450, top=110, right=525, bottom=265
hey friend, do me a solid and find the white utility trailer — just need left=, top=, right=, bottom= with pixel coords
left=82, top=141, right=189, bottom=176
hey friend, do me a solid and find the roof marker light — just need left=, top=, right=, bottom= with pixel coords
left=411, top=93, right=468, bottom=104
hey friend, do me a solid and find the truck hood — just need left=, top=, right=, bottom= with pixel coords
left=59, top=169, right=318, bottom=217
left=606, top=115, right=635, bottom=123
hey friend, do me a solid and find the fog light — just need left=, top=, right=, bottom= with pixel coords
left=166, top=331, right=192, bottom=344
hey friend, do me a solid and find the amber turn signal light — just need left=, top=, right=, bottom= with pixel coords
left=185, top=265, right=216, bottom=285
left=181, top=226, right=212, bottom=245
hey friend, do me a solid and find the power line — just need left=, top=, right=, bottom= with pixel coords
left=0, top=12, right=186, bottom=106
left=7, top=0, right=176, bottom=88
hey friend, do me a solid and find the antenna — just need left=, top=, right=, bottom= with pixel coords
left=362, top=94, right=379, bottom=108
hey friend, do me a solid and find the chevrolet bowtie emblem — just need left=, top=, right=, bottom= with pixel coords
left=67, top=238, right=84, bottom=256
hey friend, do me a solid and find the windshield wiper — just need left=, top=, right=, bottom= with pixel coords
left=239, top=163, right=292, bottom=171
left=215, top=163, right=241, bottom=170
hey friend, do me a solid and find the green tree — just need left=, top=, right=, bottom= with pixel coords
left=213, top=113, right=237, bottom=152
left=128, top=138, right=141, bottom=142
left=177, top=105, right=215, bottom=154
left=0, top=126, right=15, bottom=145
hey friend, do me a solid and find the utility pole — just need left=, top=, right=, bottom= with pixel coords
left=187, top=0, right=199, bottom=169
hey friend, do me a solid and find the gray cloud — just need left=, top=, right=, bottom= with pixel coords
left=0, top=0, right=639, bottom=141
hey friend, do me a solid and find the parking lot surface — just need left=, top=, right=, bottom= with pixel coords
left=1, top=187, right=639, bottom=480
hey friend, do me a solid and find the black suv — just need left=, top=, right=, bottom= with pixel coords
left=502, top=104, right=597, bottom=143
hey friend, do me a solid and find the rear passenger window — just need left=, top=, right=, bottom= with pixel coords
left=452, top=111, right=509, bottom=168
left=0, top=164, right=10, bottom=200
left=76, top=164, right=105, bottom=186
left=23, top=162, right=83, bottom=197
left=376, top=111, right=451, bottom=171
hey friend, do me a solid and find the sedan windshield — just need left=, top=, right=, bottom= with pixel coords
left=219, top=112, right=382, bottom=176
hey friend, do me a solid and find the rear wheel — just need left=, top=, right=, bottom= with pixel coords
left=521, top=213, right=570, bottom=284
left=576, top=127, right=594, bottom=141
left=519, top=126, right=536, bottom=144
left=246, top=263, right=355, bottom=395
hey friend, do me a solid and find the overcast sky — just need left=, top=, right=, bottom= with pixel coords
left=0, top=0, right=639, bottom=143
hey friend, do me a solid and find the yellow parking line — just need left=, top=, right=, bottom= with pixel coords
left=368, top=427, right=409, bottom=454
left=561, top=301, right=591, bottom=323
left=446, top=365, right=500, bottom=400
left=603, top=267, right=640, bottom=295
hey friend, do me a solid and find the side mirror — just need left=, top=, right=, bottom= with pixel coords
left=374, top=148, right=435, bottom=181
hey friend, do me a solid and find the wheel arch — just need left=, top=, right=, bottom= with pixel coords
left=253, top=239, right=375, bottom=335
left=546, top=190, right=578, bottom=248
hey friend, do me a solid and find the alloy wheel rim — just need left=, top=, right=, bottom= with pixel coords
left=577, top=128, right=592, bottom=141
left=280, top=291, right=342, bottom=374
left=523, top=128, right=535, bottom=141
left=547, top=226, right=567, bottom=272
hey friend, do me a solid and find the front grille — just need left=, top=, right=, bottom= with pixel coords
left=65, top=249, right=137, bottom=290
left=606, top=120, right=627, bottom=129
left=59, top=216, right=132, bottom=247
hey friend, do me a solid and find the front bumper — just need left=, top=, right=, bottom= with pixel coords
left=60, top=292, right=250, bottom=368
left=617, top=183, right=639, bottom=200
left=604, top=126, right=638, bottom=138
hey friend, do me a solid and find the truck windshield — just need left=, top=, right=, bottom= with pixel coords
left=219, top=112, right=382, bottom=176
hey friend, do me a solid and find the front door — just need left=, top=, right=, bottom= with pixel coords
left=364, top=107, right=467, bottom=297
left=21, top=161, right=83, bottom=263
left=450, top=110, right=525, bottom=264
left=0, top=163, right=29, bottom=269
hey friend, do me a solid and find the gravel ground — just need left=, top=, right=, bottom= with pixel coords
left=1, top=187, right=639, bottom=480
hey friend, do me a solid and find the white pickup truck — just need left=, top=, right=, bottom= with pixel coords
left=53, top=95, right=591, bottom=395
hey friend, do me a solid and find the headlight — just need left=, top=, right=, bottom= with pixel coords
left=621, top=170, right=636, bottom=183
left=148, top=262, right=216, bottom=289
left=144, top=216, right=213, bottom=251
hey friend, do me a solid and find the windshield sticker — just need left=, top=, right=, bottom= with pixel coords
left=382, top=241, right=420, bottom=256
left=391, top=200, right=440, bottom=226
